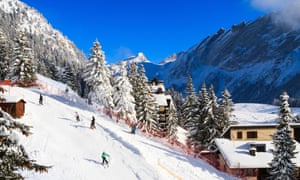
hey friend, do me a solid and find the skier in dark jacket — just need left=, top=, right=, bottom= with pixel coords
left=75, top=112, right=80, bottom=121
left=90, top=116, right=96, bottom=129
left=101, top=152, right=110, bottom=166
left=131, top=123, right=137, bottom=134
left=39, top=93, right=43, bottom=105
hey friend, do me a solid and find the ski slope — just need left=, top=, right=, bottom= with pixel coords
left=4, top=75, right=238, bottom=180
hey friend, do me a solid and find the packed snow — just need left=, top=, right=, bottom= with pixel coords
left=1, top=75, right=238, bottom=180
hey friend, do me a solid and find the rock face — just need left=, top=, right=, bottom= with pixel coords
left=143, top=13, right=300, bottom=103
left=0, top=0, right=86, bottom=74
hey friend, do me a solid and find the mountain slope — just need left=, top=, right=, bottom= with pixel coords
left=0, top=0, right=86, bottom=74
left=142, top=13, right=300, bottom=103
left=3, top=75, right=237, bottom=180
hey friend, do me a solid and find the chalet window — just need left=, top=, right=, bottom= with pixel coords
left=159, top=106, right=165, bottom=112
left=255, top=144, right=266, bottom=152
left=247, top=131, right=257, bottom=139
left=237, top=131, right=243, bottom=139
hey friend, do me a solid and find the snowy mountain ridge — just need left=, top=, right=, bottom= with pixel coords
left=4, top=0, right=300, bottom=104
left=128, top=14, right=300, bottom=103
left=0, top=0, right=86, bottom=72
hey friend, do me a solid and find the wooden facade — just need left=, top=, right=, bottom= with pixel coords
left=223, top=124, right=300, bottom=142
left=148, top=78, right=172, bottom=135
left=216, top=124, right=300, bottom=180
left=0, top=99, right=26, bottom=118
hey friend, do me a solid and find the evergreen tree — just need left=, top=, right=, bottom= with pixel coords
left=128, top=62, right=139, bottom=101
left=269, top=92, right=298, bottom=180
left=62, top=63, right=77, bottom=91
left=83, top=39, right=106, bottom=90
left=197, top=83, right=219, bottom=147
left=0, top=109, right=50, bottom=179
left=113, top=62, right=136, bottom=123
left=209, top=85, right=223, bottom=138
left=83, top=39, right=114, bottom=110
left=166, top=101, right=178, bottom=141
left=48, top=62, right=60, bottom=81
left=11, top=30, right=36, bottom=86
left=135, top=64, right=157, bottom=133
left=0, top=30, right=9, bottom=80
left=183, top=76, right=201, bottom=147
left=167, top=87, right=184, bottom=127
left=36, top=58, right=48, bottom=77
left=219, top=88, right=234, bottom=132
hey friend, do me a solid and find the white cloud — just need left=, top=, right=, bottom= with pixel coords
left=250, top=0, right=295, bottom=11
left=250, top=0, right=300, bottom=30
left=272, top=1, right=300, bottom=30
left=107, top=46, right=135, bottom=63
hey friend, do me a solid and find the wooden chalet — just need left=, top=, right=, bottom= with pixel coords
left=213, top=104, right=300, bottom=180
left=148, top=79, right=173, bottom=135
left=0, top=96, right=26, bottom=118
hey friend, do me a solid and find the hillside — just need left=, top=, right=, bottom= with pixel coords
left=0, top=0, right=86, bottom=76
left=1, top=75, right=237, bottom=180
left=139, top=12, right=300, bottom=103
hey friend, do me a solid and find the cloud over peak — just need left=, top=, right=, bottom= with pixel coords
left=251, top=0, right=300, bottom=30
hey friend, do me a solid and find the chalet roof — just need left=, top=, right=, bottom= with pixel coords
left=153, top=94, right=172, bottom=106
left=0, top=95, right=26, bottom=103
left=215, top=138, right=300, bottom=169
left=150, top=84, right=165, bottom=93
left=221, top=103, right=300, bottom=136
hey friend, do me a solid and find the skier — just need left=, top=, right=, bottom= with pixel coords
left=131, top=123, right=137, bottom=134
left=90, top=116, right=96, bottom=129
left=101, top=152, right=110, bottom=166
left=75, top=112, right=80, bottom=121
left=39, top=93, right=43, bottom=105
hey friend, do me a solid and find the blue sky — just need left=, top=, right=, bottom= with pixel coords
left=20, top=0, right=291, bottom=64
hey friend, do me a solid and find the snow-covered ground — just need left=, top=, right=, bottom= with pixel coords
left=1, top=75, right=238, bottom=180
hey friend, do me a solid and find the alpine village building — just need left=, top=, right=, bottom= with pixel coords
left=214, top=104, right=300, bottom=180
left=0, top=86, right=26, bottom=118
left=148, top=78, right=173, bottom=136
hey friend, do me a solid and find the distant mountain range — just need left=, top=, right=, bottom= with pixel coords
left=2, top=0, right=300, bottom=103
left=121, top=13, right=300, bottom=103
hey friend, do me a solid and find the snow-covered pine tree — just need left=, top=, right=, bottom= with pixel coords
left=135, top=64, right=157, bottom=134
left=83, top=39, right=106, bottom=90
left=183, top=76, right=201, bottom=148
left=0, top=30, right=10, bottom=80
left=197, top=83, right=219, bottom=147
left=167, top=87, right=184, bottom=127
left=48, top=62, right=60, bottom=81
left=268, top=92, right=298, bottom=180
left=62, top=63, right=77, bottom=91
left=0, top=109, right=50, bottom=179
left=36, top=58, right=48, bottom=77
left=218, top=88, right=234, bottom=132
left=83, top=39, right=114, bottom=111
left=113, top=62, right=136, bottom=123
left=166, top=101, right=178, bottom=142
left=128, top=61, right=139, bottom=101
left=11, top=30, right=36, bottom=86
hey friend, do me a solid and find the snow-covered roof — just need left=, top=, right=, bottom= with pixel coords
left=215, top=138, right=300, bottom=168
left=232, top=103, right=300, bottom=125
left=151, top=84, right=165, bottom=93
left=153, top=94, right=172, bottom=106
left=0, top=95, right=25, bottom=103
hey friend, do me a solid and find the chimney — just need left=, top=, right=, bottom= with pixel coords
left=249, top=144, right=256, bottom=156
left=166, top=99, right=171, bottom=107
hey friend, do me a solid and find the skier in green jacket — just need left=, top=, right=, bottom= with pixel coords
left=101, top=152, right=110, bottom=166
